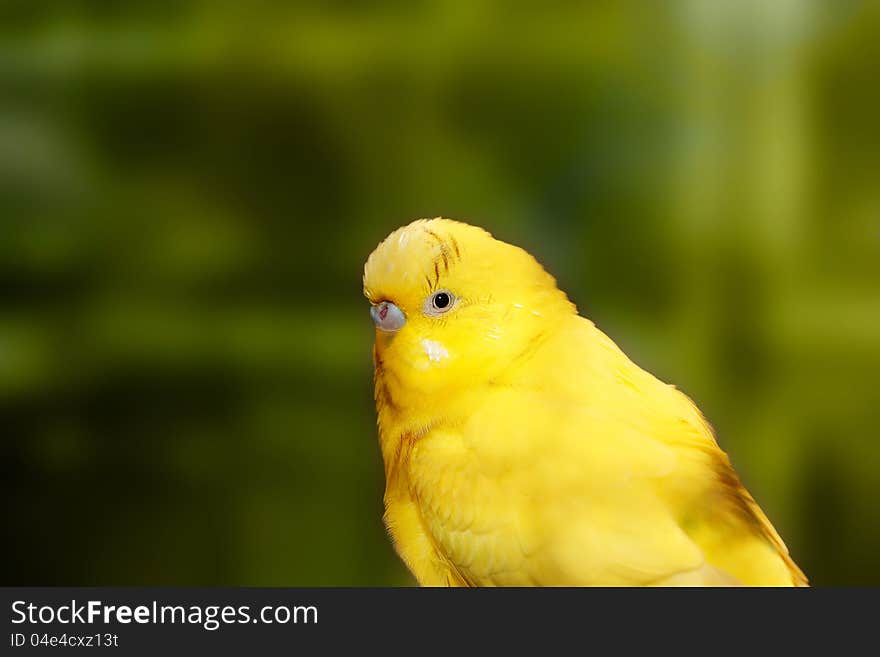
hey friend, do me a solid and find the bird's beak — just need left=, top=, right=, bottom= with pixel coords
left=371, top=301, right=406, bottom=332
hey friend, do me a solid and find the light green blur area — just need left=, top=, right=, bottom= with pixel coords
left=2, top=1, right=878, bottom=586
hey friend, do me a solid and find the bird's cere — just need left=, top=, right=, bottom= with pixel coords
left=421, top=339, right=449, bottom=362
left=371, top=301, right=406, bottom=332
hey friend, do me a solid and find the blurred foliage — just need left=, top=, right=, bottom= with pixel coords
left=1, top=0, right=879, bottom=586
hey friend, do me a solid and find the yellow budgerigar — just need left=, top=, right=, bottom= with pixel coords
left=363, top=218, right=806, bottom=587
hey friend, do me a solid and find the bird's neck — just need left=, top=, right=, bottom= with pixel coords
left=373, top=371, right=480, bottom=479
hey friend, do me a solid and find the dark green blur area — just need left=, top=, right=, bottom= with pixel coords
left=1, top=1, right=878, bottom=586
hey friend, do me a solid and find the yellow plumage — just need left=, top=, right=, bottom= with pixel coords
left=363, top=218, right=807, bottom=586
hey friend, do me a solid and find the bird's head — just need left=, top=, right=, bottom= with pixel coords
left=363, top=218, right=574, bottom=422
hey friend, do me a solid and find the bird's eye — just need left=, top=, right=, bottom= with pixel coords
left=424, top=290, right=456, bottom=316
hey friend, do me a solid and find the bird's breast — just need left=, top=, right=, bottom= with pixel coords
left=386, top=425, right=540, bottom=586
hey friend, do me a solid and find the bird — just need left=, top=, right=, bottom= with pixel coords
left=363, top=217, right=807, bottom=586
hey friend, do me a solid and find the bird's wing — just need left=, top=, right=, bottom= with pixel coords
left=580, top=325, right=807, bottom=585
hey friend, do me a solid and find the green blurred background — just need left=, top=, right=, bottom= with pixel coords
left=2, top=0, right=879, bottom=586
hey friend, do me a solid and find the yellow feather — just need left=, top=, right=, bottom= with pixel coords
left=364, top=218, right=807, bottom=587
